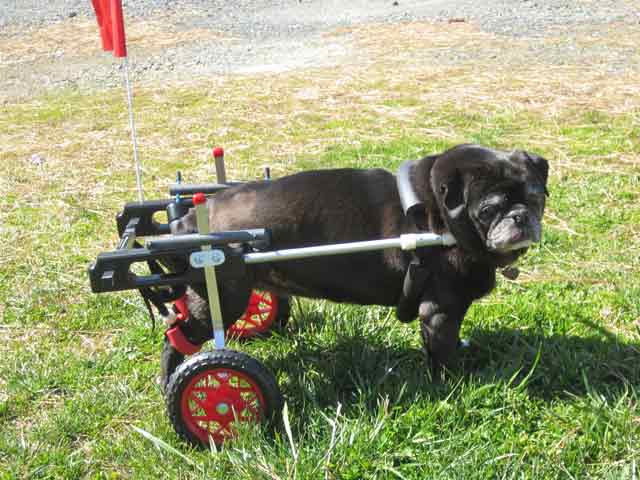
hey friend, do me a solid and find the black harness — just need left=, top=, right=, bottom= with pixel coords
left=395, top=160, right=446, bottom=322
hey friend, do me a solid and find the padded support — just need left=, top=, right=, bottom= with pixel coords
left=396, top=160, right=425, bottom=220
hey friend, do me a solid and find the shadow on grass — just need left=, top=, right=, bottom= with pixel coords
left=267, top=327, right=640, bottom=413
left=462, top=327, right=639, bottom=396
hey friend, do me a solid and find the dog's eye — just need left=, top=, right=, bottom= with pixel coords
left=479, top=205, right=497, bottom=221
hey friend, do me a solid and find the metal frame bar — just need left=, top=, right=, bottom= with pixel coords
left=194, top=199, right=226, bottom=349
left=243, top=233, right=456, bottom=264
left=145, top=230, right=268, bottom=251
left=89, top=231, right=455, bottom=293
left=168, top=182, right=242, bottom=196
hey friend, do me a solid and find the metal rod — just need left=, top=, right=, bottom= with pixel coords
left=194, top=199, right=226, bottom=349
left=243, top=233, right=456, bottom=264
left=122, top=57, right=144, bottom=202
left=117, top=232, right=136, bottom=250
left=168, top=182, right=241, bottom=196
left=215, top=158, right=226, bottom=184
left=213, top=147, right=226, bottom=184
left=146, top=229, right=268, bottom=250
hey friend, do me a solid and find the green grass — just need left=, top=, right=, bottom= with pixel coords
left=1, top=78, right=639, bottom=479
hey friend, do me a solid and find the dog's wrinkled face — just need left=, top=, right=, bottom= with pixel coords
left=431, top=145, right=549, bottom=265
left=469, top=171, right=546, bottom=255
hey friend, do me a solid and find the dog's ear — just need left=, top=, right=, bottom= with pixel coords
left=440, top=169, right=465, bottom=214
left=431, top=160, right=486, bottom=257
left=520, top=150, right=550, bottom=196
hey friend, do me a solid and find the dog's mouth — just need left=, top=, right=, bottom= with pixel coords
left=490, top=236, right=534, bottom=253
left=486, top=217, right=540, bottom=253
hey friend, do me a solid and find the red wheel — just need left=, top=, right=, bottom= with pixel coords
left=166, top=350, right=282, bottom=447
left=228, top=290, right=289, bottom=338
left=180, top=368, right=264, bottom=445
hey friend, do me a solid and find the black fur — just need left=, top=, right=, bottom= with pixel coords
left=173, top=144, right=549, bottom=375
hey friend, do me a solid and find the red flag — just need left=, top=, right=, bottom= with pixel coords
left=110, top=0, right=127, bottom=57
left=91, top=0, right=127, bottom=57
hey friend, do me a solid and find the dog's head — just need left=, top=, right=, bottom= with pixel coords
left=429, top=144, right=549, bottom=266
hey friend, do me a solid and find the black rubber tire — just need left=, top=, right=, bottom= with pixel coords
left=273, top=296, right=291, bottom=332
left=159, top=337, right=185, bottom=394
left=165, top=349, right=282, bottom=448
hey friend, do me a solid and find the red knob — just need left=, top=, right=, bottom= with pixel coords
left=192, top=192, right=207, bottom=205
left=212, top=147, right=224, bottom=158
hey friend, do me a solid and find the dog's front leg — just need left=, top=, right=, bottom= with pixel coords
left=396, top=259, right=430, bottom=323
left=418, top=292, right=471, bottom=379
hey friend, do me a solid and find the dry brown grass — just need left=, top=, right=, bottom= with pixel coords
left=1, top=19, right=638, bottom=292
left=336, top=21, right=640, bottom=116
left=0, top=17, right=228, bottom=66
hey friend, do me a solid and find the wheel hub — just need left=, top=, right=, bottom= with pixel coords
left=180, top=367, right=266, bottom=445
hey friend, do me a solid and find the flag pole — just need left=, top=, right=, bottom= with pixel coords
left=92, top=0, right=144, bottom=202
left=122, top=56, right=144, bottom=202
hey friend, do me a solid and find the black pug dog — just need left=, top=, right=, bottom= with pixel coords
left=169, top=144, right=549, bottom=376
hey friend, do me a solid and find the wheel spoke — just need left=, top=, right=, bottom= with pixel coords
left=241, top=316, right=260, bottom=327
left=214, top=422, right=232, bottom=437
left=188, top=393, right=209, bottom=413
left=259, top=294, right=273, bottom=306
left=245, top=405, right=261, bottom=418
left=233, top=320, right=248, bottom=330
left=237, top=386, right=258, bottom=393
left=191, top=412, right=218, bottom=422
left=191, top=386, right=216, bottom=393
left=213, top=371, right=231, bottom=384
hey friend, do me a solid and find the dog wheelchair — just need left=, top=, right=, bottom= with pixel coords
left=87, top=0, right=456, bottom=448
left=88, top=147, right=456, bottom=447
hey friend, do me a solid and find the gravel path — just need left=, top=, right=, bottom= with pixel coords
left=1, top=0, right=639, bottom=99
left=2, top=0, right=637, bottom=36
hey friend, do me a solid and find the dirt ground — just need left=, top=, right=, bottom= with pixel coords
left=1, top=0, right=639, bottom=101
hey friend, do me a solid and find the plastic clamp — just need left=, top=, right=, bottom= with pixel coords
left=166, top=326, right=202, bottom=355
left=173, top=295, right=189, bottom=322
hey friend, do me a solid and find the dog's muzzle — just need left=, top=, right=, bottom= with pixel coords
left=487, top=211, right=541, bottom=253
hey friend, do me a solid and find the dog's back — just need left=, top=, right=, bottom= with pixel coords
left=212, top=168, right=402, bottom=241
left=174, top=168, right=410, bottom=304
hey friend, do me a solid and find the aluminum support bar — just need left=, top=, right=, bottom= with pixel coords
left=243, top=232, right=456, bottom=265
left=193, top=195, right=226, bottom=349
left=146, top=229, right=268, bottom=250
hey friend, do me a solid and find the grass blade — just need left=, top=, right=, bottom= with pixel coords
left=131, top=425, right=202, bottom=471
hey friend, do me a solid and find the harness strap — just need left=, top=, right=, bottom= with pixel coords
left=395, top=159, right=454, bottom=322
left=138, top=287, right=202, bottom=355
left=138, top=286, right=169, bottom=332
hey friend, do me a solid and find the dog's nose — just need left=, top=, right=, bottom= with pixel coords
left=513, top=212, right=528, bottom=226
